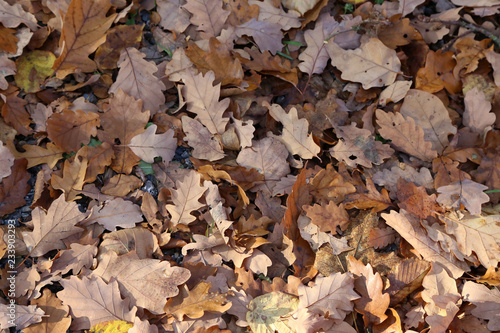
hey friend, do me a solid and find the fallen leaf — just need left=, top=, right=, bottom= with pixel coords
left=23, top=289, right=71, bottom=333
left=303, top=201, right=349, bottom=234
left=246, top=291, right=298, bottom=333
left=0, top=56, right=16, bottom=89
left=0, top=158, right=31, bottom=216
left=14, top=50, right=55, bottom=93
left=282, top=0, right=322, bottom=15
left=463, top=87, right=495, bottom=134
left=462, top=281, right=500, bottom=331
left=0, top=0, right=37, bottom=30
left=52, top=0, right=116, bottom=78
left=183, top=0, right=230, bottom=38
left=182, top=116, right=225, bottom=161
left=94, top=24, right=143, bottom=70
left=128, top=124, right=176, bottom=165
left=51, top=148, right=88, bottom=201
left=437, top=179, right=490, bottom=215
left=0, top=140, right=14, bottom=179
left=158, top=0, right=191, bottom=35
left=47, top=109, right=100, bottom=152
left=249, top=0, right=301, bottom=31
left=235, top=19, right=283, bottom=55
left=1, top=89, right=32, bottom=136
left=87, top=198, right=143, bottom=231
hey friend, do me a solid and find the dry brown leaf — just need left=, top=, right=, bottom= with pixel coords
left=166, top=169, right=207, bottom=226
left=310, top=163, right=356, bottom=204
left=249, top=0, right=301, bottom=31
left=376, top=109, right=437, bottom=162
left=327, top=38, right=401, bottom=89
left=101, top=174, right=142, bottom=196
left=47, top=109, right=100, bottom=152
left=0, top=140, right=14, bottom=179
left=51, top=148, right=88, bottom=202
left=235, top=19, right=283, bottom=55
left=386, top=258, right=430, bottom=306
left=303, top=201, right=349, bottom=234
left=158, top=0, right=191, bottom=35
left=368, top=227, right=396, bottom=250
left=297, top=272, right=359, bottom=320
left=0, top=304, right=44, bottom=331
left=128, top=124, right=176, bottom=165
left=52, top=0, right=116, bottom=78
left=84, top=142, right=114, bottom=183
left=463, top=87, right=495, bottom=134
left=0, top=56, right=16, bottom=89
left=462, top=281, right=500, bottom=331
left=400, top=89, right=456, bottom=154
left=265, top=102, right=320, bottom=159
left=23, top=289, right=71, bottom=333
left=396, top=178, right=442, bottom=220
left=164, top=281, right=232, bottom=320
left=86, top=198, right=143, bottom=231
left=180, top=69, right=230, bottom=135
left=0, top=0, right=37, bottom=31
left=22, top=195, right=87, bottom=257
left=99, top=227, right=159, bottom=259
left=1, top=89, right=32, bottom=136
left=344, top=177, right=393, bottom=213
left=183, top=0, right=230, bottom=38
left=0, top=158, right=30, bottom=216
left=10, top=142, right=63, bottom=169
left=330, top=123, right=394, bottom=168
left=437, top=179, right=489, bottom=215
left=92, top=251, right=190, bottom=314
left=94, top=24, right=143, bottom=70
left=58, top=275, right=136, bottom=330
left=51, top=243, right=97, bottom=276
left=109, top=47, right=166, bottom=114
left=182, top=116, right=225, bottom=161
left=382, top=209, right=468, bottom=278
left=348, top=256, right=390, bottom=326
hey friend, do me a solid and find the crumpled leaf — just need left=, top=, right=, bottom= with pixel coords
left=437, top=179, right=490, bottom=215
left=246, top=291, right=299, bottom=333
left=297, top=272, right=359, bottom=320
left=235, top=19, right=283, bottom=55
left=265, top=102, right=320, bottom=159
left=180, top=69, right=230, bottom=135
left=52, top=0, right=116, bottom=78
left=330, top=123, right=394, bottom=168
left=58, top=275, right=136, bottom=331
left=327, top=38, right=401, bottom=89
left=92, top=251, right=190, bottom=314
left=166, top=169, right=207, bottom=226
left=183, top=0, right=230, bottom=38
left=22, top=195, right=87, bottom=257
left=128, top=124, right=176, bottom=164
left=462, top=281, right=500, bottom=331
left=109, top=47, right=166, bottom=114
left=164, top=281, right=232, bottom=320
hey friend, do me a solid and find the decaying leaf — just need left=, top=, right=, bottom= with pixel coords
left=246, top=291, right=299, bottom=333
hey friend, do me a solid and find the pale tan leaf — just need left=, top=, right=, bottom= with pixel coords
left=23, top=289, right=71, bottom=333
left=249, top=0, right=300, bottom=31
left=463, top=87, right=495, bottom=133
left=182, top=116, right=225, bottom=161
left=378, top=81, right=412, bottom=107
left=486, top=50, right=500, bottom=86
left=0, top=304, right=44, bottom=330
left=166, top=169, right=207, bottom=226
left=0, top=140, right=14, bottom=179
left=437, top=179, right=490, bottom=215
left=400, top=89, right=457, bottom=153
left=129, top=316, right=159, bottom=333
left=439, top=211, right=500, bottom=268
left=298, top=272, right=359, bottom=320
left=376, top=109, right=437, bottom=162
left=462, top=281, right=500, bottom=330
left=87, top=198, right=143, bottom=231
left=180, top=69, right=229, bottom=135
left=183, top=0, right=230, bottom=38
left=51, top=147, right=88, bottom=202
left=330, top=123, right=394, bottom=168
left=51, top=243, right=97, bottom=275
left=298, top=215, right=352, bottom=253
left=99, top=227, right=159, bottom=259
left=282, top=0, right=322, bottom=15
left=386, top=258, right=430, bottom=306
left=128, top=124, right=176, bottom=164
left=326, top=38, right=401, bottom=89
left=236, top=137, right=290, bottom=194
left=372, top=164, right=434, bottom=199
left=92, top=251, right=190, bottom=314
left=158, top=0, right=191, bottom=35
left=235, top=19, right=283, bottom=55
left=0, top=56, right=15, bottom=90
left=247, top=291, right=299, bottom=333
left=109, top=47, right=166, bottom=114
left=58, top=275, right=136, bottom=331
left=265, top=102, right=320, bottom=159
left=0, top=0, right=37, bottom=30
left=21, top=195, right=87, bottom=257
left=230, top=114, right=254, bottom=149
left=101, top=174, right=142, bottom=196
left=382, top=209, right=469, bottom=278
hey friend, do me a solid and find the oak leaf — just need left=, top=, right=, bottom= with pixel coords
left=0, top=56, right=16, bottom=90
left=84, top=142, right=114, bottom=183
left=128, top=124, right=176, bottom=165
left=368, top=227, right=396, bottom=250
left=100, top=227, right=159, bottom=259
left=22, top=195, right=87, bottom=257
left=303, top=201, right=349, bottom=234
left=486, top=50, right=500, bottom=86
left=265, top=102, right=320, bottom=159
left=376, top=109, right=437, bottom=162
left=282, top=0, right=323, bottom=15
left=52, top=0, right=116, bottom=78
left=0, top=304, right=44, bottom=331
left=348, top=256, right=390, bottom=326
left=235, top=19, right=283, bottom=55
left=164, top=281, right=232, bottom=320
left=310, top=163, right=356, bottom=204
left=50, top=243, right=97, bottom=276
left=1, top=89, right=32, bottom=136
left=109, top=47, right=166, bottom=114
left=236, top=137, right=290, bottom=194
left=10, top=142, right=63, bottom=169
left=182, top=116, right=225, bottom=161
left=57, top=275, right=136, bottom=330
left=0, top=140, right=14, bottom=179
left=0, top=158, right=30, bottom=216
left=180, top=69, right=230, bottom=135
left=87, top=198, right=143, bottom=231
left=463, top=87, right=495, bottom=134
left=396, top=178, right=442, bottom=219
left=101, top=174, right=142, bottom=197
left=378, top=81, right=412, bottom=107
left=249, top=0, right=301, bottom=31
left=327, top=38, right=401, bottom=89
left=51, top=148, right=88, bottom=201
left=415, top=50, right=461, bottom=94
left=23, top=289, right=71, bottom=333
left=298, top=214, right=352, bottom=253
left=439, top=211, right=500, bottom=268
left=47, top=109, right=100, bottom=152
left=462, top=281, right=500, bottom=331
left=382, top=209, right=468, bottom=278
left=92, top=251, right=190, bottom=314
left=0, top=0, right=37, bottom=30
left=297, top=272, right=359, bottom=320
left=436, top=179, right=489, bottom=215
left=330, top=123, right=394, bottom=168
left=386, top=258, right=430, bottom=306
left=246, top=291, right=298, bottom=333
left=400, top=89, right=456, bottom=154
left=373, top=164, right=433, bottom=199
left=157, top=0, right=191, bottom=35
left=94, top=24, right=143, bottom=70
left=183, top=0, right=230, bottom=38
left=166, top=169, right=207, bottom=226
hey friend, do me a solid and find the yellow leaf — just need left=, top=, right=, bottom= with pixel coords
left=14, top=50, right=55, bottom=93
left=246, top=291, right=299, bottom=333
left=89, top=320, right=133, bottom=333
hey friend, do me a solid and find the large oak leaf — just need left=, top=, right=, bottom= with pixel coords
left=128, top=124, right=176, bottom=165
left=47, top=109, right=100, bottom=152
